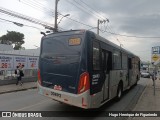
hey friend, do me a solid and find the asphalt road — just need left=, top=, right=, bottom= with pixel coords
left=0, top=78, right=150, bottom=120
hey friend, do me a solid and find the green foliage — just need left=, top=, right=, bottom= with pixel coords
left=0, top=31, right=25, bottom=50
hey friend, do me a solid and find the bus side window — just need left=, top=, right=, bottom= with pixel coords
left=102, top=50, right=109, bottom=71
left=122, top=53, right=128, bottom=69
left=102, top=50, right=112, bottom=73
left=113, top=50, right=121, bottom=69
left=128, top=58, right=132, bottom=69
left=93, top=41, right=100, bottom=70
left=102, top=50, right=105, bottom=71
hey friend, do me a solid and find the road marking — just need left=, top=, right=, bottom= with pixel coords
left=15, top=99, right=51, bottom=111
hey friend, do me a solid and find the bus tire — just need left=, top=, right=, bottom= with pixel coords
left=116, top=83, right=123, bottom=101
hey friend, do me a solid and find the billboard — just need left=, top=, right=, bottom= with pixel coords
left=0, top=55, right=14, bottom=70
left=13, top=56, right=27, bottom=69
left=0, top=54, right=38, bottom=70
left=27, top=57, right=39, bottom=69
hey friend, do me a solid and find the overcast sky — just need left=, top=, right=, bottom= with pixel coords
left=0, top=0, right=160, bottom=62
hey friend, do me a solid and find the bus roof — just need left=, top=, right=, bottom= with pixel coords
left=42, top=29, right=86, bottom=39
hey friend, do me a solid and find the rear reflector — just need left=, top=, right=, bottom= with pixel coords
left=38, top=69, right=42, bottom=85
left=64, top=99, right=68, bottom=102
left=82, top=97, right=87, bottom=107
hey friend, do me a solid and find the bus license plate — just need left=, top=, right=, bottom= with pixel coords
left=51, top=91, right=61, bottom=98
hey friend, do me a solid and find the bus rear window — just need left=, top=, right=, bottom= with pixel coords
left=41, top=36, right=83, bottom=61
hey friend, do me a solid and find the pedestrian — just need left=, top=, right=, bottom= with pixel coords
left=19, top=64, right=24, bottom=85
left=15, top=66, right=22, bottom=85
left=21, top=65, right=24, bottom=77
left=151, top=71, right=157, bottom=86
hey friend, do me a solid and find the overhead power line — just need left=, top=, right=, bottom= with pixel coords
left=66, top=16, right=94, bottom=28
left=72, top=0, right=106, bottom=20
left=103, top=30, right=160, bottom=38
left=0, top=17, right=45, bottom=30
left=0, top=6, right=54, bottom=30
left=21, top=0, right=106, bottom=32
left=58, top=12, right=94, bottom=28
left=1, top=5, right=158, bottom=39
left=66, top=0, right=96, bottom=18
left=67, top=0, right=103, bottom=20
left=19, top=0, right=54, bottom=17
left=71, top=0, right=160, bottom=39
left=79, top=0, right=107, bottom=20
left=20, top=0, right=95, bottom=30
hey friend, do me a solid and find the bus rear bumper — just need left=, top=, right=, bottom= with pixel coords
left=37, top=83, right=91, bottom=109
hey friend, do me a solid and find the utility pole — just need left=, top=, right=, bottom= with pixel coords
left=54, top=0, right=59, bottom=32
left=97, top=19, right=100, bottom=35
left=97, top=19, right=109, bottom=35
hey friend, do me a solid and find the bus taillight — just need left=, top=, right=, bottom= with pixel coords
left=78, top=72, right=90, bottom=94
left=38, top=69, right=42, bottom=85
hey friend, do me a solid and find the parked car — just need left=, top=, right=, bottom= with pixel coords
left=141, top=71, right=150, bottom=78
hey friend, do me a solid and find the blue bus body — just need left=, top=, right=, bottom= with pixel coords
left=38, top=30, right=140, bottom=109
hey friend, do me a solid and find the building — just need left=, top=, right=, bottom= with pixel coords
left=0, top=48, right=40, bottom=56
left=0, top=44, right=13, bottom=51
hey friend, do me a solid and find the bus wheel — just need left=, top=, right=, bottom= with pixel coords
left=116, top=83, right=123, bottom=101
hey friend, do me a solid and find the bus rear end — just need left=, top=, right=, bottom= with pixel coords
left=38, top=30, right=91, bottom=109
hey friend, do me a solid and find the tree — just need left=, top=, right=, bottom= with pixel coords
left=0, top=31, right=25, bottom=50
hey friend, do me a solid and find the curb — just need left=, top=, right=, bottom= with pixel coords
left=0, top=86, right=37, bottom=95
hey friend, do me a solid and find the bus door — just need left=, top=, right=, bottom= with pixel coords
left=102, top=50, right=112, bottom=101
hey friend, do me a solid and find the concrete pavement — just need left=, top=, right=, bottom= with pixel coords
left=128, top=78, right=160, bottom=120
left=0, top=81, right=37, bottom=94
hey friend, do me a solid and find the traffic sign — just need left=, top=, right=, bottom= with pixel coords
left=151, top=46, right=160, bottom=65
left=152, top=46, right=160, bottom=54
left=152, top=54, right=159, bottom=62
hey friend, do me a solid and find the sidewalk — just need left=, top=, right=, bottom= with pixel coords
left=128, top=78, right=160, bottom=120
left=0, top=82, right=37, bottom=94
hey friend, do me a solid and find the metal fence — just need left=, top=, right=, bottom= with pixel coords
left=0, top=53, right=39, bottom=81
left=0, top=69, right=38, bottom=80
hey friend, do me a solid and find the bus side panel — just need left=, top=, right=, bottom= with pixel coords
left=130, top=57, right=140, bottom=86
left=109, top=70, right=121, bottom=99
left=129, top=69, right=134, bottom=86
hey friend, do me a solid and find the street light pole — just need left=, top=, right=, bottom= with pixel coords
left=57, top=14, right=70, bottom=28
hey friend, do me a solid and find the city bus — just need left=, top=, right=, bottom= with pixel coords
left=37, top=30, right=140, bottom=109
